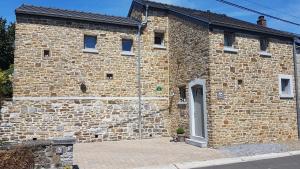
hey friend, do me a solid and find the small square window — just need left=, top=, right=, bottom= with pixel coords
left=154, top=32, right=164, bottom=46
left=224, top=32, right=235, bottom=47
left=43, top=50, right=50, bottom=57
left=84, top=35, right=97, bottom=49
left=179, top=86, right=186, bottom=102
left=260, top=38, right=269, bottom=51
left=122, top=39, right=133, bottom=52
left=279, top=75, right=293, bottom=98
left=106, top=73, right=113, bottom=80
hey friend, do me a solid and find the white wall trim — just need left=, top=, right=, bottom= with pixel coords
left=278, top=74, right=294, bottom=99
left=13, top=96, right=169, bottom=101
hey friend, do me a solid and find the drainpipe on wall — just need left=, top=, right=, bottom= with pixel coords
left=294, top=37, right=300, bottom=139
left=137, top=4, right=149, bottom=140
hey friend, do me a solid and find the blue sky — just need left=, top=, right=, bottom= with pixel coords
left=1, top=0, right=300, bottom=34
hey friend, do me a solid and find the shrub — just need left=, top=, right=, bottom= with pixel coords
left=0, top=64, right=13, bottom=98
left=176, top=127, right=185, bottom=134
left=0, top=146, right=35, bottom=169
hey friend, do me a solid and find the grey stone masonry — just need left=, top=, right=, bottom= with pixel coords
left=0, top=137, right=75, bottom=169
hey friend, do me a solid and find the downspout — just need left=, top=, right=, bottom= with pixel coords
left=137, top=4, right=149, bottom=140
left=293, top=37, right=300, bottom=139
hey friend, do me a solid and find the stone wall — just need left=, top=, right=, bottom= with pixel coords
left=168, top=15, right=210, bottom=135
left=14, top=15, right=139, bottom=97
left=208, top=29, right=298, bottom=147
left=0, top=98, right=169, bottom=142
left=0, top=11, right=172, bottom=143
left=0, top=138, right=75, bottom=169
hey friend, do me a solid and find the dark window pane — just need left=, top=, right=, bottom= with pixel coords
left=106, top=73, right=113, bottom=80
left=122, top=39, right=133, bottom=51
left=260, top=38, right=268, bottom=51
left=43, top=50, right=50, bottom=57
left=281, top=79, right=290, bottom=95
left=179, top=86, right=186, bottom=102
left=224, top=32, right=234, bottom=47
left=154, top=32, right=164, bottom=45
left=84, top=35, right=97, bottom=49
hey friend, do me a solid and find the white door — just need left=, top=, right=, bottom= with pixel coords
left=189, top=79, right=207, bottom=143
left=192, top=85, right=205, bottom=138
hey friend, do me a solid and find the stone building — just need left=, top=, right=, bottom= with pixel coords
left=0, top=0, right=299, bottom=147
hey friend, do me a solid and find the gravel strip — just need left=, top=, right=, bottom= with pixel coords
left=219, top=143, right=290, bottom=156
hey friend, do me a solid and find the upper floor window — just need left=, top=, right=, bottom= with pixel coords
left=122, top=39, right=133, bottom=52
left=224, top=32, right=235, bottom=47
left=223, top=32, right=238, bottom=53
left=83, top=35, right=98, bottom=53
left=154, top=32, right=164, bottom=46
left=259, top=38, right=272, bottom=57
left=260, top=38, right=269, bottom=51
left=84, top=35, right=97, bottom=49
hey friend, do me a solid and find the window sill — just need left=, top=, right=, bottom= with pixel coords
left=82, top=48, right=99, bottom=54
left=153, top=45, right=167, bottom=50
left=280, top=95, right=294, bottom=99
left=177, top=101, right=187, bottom=105
left=223, top=46, right=238, bottom=53
left=259, top=51, right=272, bottom=57
left=121, top=51, right=135, bottom=56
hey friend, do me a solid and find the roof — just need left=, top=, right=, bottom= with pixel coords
left=131, top=0, right=295, bottom=38
left=16, top=4, right=139, bottom=27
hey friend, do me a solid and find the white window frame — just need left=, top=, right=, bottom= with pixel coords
left=223, top=32, right=238, bottom=53
left=153, top=32, right=166, bottom=49
left=278, top=74, right=294, bottom=98
left=296, top=42, right=300, bottom=56
left=82, top=35, right=98, bottom=54
left=259, top=38, right=272, bottom=57
left=121, top=38, right=135, bottom=56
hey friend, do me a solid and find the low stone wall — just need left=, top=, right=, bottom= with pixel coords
left=0, top=98, right=169, bottom=142
left=0, top=137, right=75, bottom=169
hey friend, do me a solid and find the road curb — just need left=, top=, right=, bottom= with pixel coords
left=135, top=150, right=300, bottom=169
left=175, top=150, right=300, bottom=169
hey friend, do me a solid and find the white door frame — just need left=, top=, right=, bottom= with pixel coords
left=188, top=78, right=208, bottom=143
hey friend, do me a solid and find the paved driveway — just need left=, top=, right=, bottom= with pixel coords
left=74, top=137, right=229, bottom=169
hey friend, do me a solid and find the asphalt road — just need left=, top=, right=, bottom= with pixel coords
left=193, top=155, right=300, bottom=169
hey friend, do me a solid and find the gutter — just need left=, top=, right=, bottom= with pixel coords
left=137, top=4, right=149, bottom=140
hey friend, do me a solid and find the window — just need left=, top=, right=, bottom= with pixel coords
left=260, top=38, right=269, bottom=51
left=122, top=39, right=133, bottom=52
left=224, top=32, right=235, bottom=47
left=278, top=75, right=293, bottom=98
left=154, top=32, right=164, bottom=46
left=84, top=35, right=97, bottom=49
left=296, top=42, right=300, bottom=55
left=106, top=73, right=113, bottom=80
left=43, top=50, right=50, bottom=57
left=179, top=86, right=186, bottom=102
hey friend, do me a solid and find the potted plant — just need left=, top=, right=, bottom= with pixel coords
left=176, top=127, right=185, bottom=142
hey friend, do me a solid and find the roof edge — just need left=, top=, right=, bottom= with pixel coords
left=131, top=0, right=297, bottom=39
left=16, top=4, right=139, bottom=28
